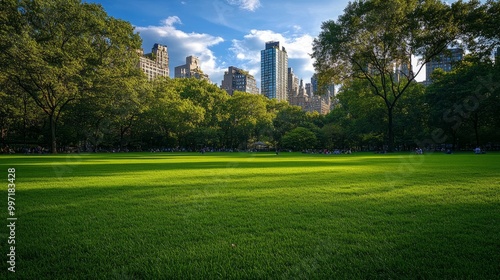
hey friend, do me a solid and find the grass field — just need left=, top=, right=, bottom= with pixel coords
left=0, top=151, right=499, bottom=279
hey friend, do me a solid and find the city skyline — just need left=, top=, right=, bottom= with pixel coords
left=87, top=0, right=353, bottom=86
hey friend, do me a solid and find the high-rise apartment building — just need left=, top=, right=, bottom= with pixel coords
left=261, top=41, right=288, bottom=101
left=137, top=43, right=169, bottom=81
left=305, top=83, right=313, bottom=98
left=311, top=74, right=319, bottom=95
left=287, top=68, right=299, bottom=102
left=174, top=56, right=209, bottom=81
left=393, top=60, right=413, bottom=82
left=311, top=73, right=335, bottom=97
left=221, top=66, right=259, bottom=95
left=425, top=48, right=464, bottom=83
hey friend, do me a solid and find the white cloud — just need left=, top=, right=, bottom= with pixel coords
left=134, top=17, right=226, bottom=84
left=134, top=18, right=317, bottom=87
left=227, top=0, right=261, bottom=11
left=162, top=16, right=182, bottom=26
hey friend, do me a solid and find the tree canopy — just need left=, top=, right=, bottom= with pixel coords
left=0, top=0, right=499, bottom=153
left=312, top=0, right=460, bottom=151
left=0, top=0, right=142, bottom=153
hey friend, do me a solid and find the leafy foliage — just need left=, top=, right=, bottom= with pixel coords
left=426, top=58, right=500, bottom=148
left=281, top=127, right=317, bottom=151
left=312, top=0, right=459, bottom=151
left=0, top=0, right=142, bottom=153
left=0, top=0, right=499, bottom=152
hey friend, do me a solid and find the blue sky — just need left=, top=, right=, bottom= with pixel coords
left=88, top=0, right=352, bottom=87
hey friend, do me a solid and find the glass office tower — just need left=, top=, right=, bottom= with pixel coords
left=261, top=41, right=288, bottom=101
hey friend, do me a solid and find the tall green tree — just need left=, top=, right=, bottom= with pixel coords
left=61, top=74, right=149, bottom=151
left=0, top=0, right=141, bottom=153
left=176, top=78, right=230, bottom=147
left=426, top=59, right=499, bottom=148
left=0, top=86, right=22, bottom=148
left=281, top=127, right=317, bottom=151
left=223, top=91, right=271, bottom=149
left=455, top=0, right=500, bottom=56
left=272, top=105, right=307, bottom=148
left=392, top=81, right=427, bottom=149
left=312, top=0, right=460, bottom=151
left=139, top=78, right=205, bottom=148
left=336, top=79, right=386, bottom=149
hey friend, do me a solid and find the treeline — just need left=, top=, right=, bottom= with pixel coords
left=1, top=0, right=499, bottom=153
left=312, top=0, right=500, bottom=152
left=2, top=73, right=499, bottom=153
left=330, top=60, right=500, bottom=152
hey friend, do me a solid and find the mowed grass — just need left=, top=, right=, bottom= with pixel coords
left=0, top=152, right=499, bottom=279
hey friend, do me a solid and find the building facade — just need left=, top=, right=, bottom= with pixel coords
left=425, top=48, right=464, bottom=83
left=137, top=43, right=169, bottom=81
left=311, top=73, right=335, bottom=97
left=174, top=56, right=209, bottom=81
left=288, top=75, right=333, bottom=115
left=305, top=83, right=312, bottom=98
left=261, top=41, right=288, bottom=101
left=289, top=79, right=308, bottom=109
left=287, top=68, right=299, bottom=102
left=309, top=95, right=332, bottom=115
left=393, top=60, right=413, bottom=82
left=221, top=66, right=259, bottom=95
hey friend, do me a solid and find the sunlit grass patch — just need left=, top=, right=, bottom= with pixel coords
left=0, top=152, right=499, bottom=279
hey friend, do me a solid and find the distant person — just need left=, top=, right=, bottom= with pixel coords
left=474, top=147, right=481, bottom=154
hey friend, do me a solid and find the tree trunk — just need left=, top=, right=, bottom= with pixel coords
left=387, top=106, right=394, bottom=152
left=23, top=94, right=28, bottom=146
left=473, top=113, right=480, bottom=147
left=120, top=125, right=126, bottom=150
left=1, top=127, right=6, bottom=148
left=451, top=130, right=458, bottom=151
left=50, top=114, right=57, bottom=154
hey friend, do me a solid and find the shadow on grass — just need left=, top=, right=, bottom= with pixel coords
left=1, top=152, right=499, bottom=278
left=6, top=182, right=500, bottom=279
left=6, top=158, right=384, bottom=182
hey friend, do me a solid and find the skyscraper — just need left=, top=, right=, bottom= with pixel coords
left=261, top=41, right=288, bottom=101
left=221, top=66, right=259, bottom=96
left=393, top=60, right=413, bottom=82
left=287, top=68, right=299, bottom=101
left=305, top=83, right=312, bottom=98
left=425, top=48, right=463, bottom=83
left=311, top=73, right=335, bottom=97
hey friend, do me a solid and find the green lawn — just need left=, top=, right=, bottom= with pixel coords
left=1, top=152, right=499, bottom=279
